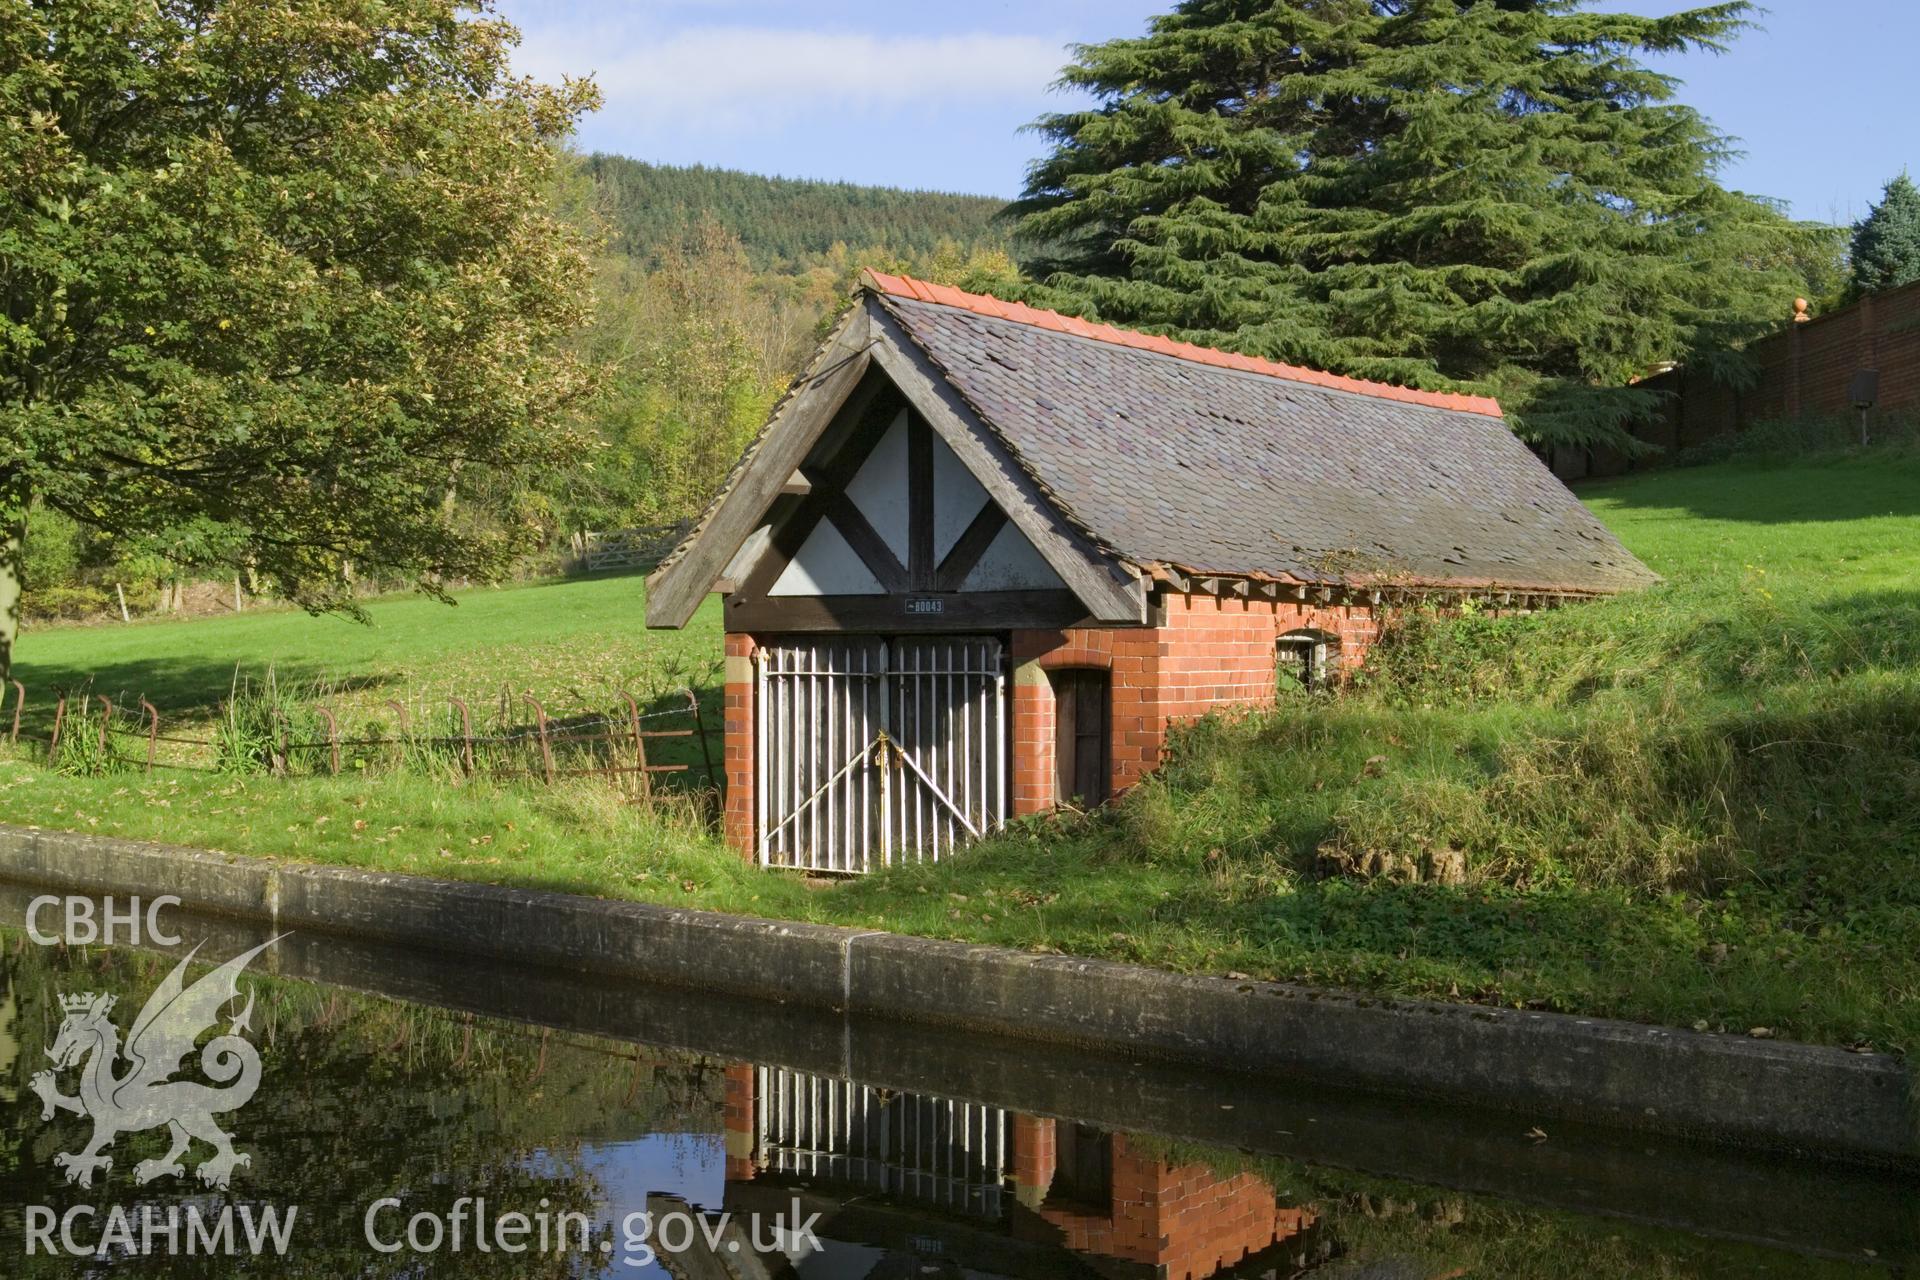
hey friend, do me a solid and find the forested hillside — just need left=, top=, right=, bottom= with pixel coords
left=585, top=155, right=1009, bottom=270
left=555, top=160, right=1021, bottom=538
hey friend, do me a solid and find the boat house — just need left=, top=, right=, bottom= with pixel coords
left=647, top=271, right=1654, bottom=871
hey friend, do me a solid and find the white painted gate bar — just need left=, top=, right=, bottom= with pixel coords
left=753, top=1065, right=1009, bottom=1216
left=755, top=635, right=1005, bottom=872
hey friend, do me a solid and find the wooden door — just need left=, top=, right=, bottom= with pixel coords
left=1051, top=669, right=1110, bottom=807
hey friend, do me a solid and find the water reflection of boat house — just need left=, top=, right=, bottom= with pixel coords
left=723, top=1065, right=1317, bottom=1280
left=737, top=1064, right=1013, bottom=1218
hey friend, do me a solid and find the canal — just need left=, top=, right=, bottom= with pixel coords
left=0, top=890, right=1906, bottom=1277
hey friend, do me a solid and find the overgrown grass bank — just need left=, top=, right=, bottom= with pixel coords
left=6, top=448, right=1920, bottom=1053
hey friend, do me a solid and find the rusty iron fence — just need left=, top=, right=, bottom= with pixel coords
left=1, top=678, right=719, bottom=805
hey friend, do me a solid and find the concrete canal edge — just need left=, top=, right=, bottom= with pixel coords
left=1, top=824, right=1912, bottom=1168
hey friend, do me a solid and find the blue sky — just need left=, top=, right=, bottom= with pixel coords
left=496, top=0, right=1915, bottom=225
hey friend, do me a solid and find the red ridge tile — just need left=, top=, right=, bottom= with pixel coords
left=857, top=269, right=1505, bottom=418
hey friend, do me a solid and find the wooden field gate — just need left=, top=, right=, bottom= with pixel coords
left=755, top=635, right=1006, bottom=872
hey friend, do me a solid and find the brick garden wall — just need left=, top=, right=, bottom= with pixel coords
left=1547, top=282, right=1920, bottom=481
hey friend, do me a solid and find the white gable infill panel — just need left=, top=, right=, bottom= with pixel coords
left=842, top=408, right=911, bottom=565
left=769, top=519, right=886, bottom=596
left=930, top=432, right=989, bottom=563
left=961, top=522, right=1064, bottom=591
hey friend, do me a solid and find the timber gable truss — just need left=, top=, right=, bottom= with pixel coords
left=648, top=298, right=1146, bottom=632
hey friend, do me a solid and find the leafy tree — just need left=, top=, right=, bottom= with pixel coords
left=566, top=219, right=793, bottom=532
left=20, top=505, right=80, bottom=597
left=1010, top=0, right=1833, bottom=449
left=560, top=199, right=1026, bottom=536
left=1849, top=173, right=1920, bottom=297
left=0, top=0, right=601, bottom=677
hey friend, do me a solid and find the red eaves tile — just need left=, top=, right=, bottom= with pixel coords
left=856, top=269, right=1505, bottom=418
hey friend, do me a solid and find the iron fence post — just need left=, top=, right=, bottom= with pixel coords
left=523, top=694, right=554, bottom=785
left=6, top=680, right=22, bottom=744
left=449, top=697, right=474, bottom=776
left=96, top=696, right=114, bottom=762
left=139, top=700, right=159, bottom=773
left=314, top=705, right=340, bottom=775
left=619, top=692, right=650, bottom=803
left=48, top=694, right=68, bottom=763
left=384, top=699, right=411, bottom=772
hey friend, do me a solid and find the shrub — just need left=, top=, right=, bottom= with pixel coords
left=22, top=584, right=112, bottom=621
left=212, top=669, right=331, bottom=776
left=48, top=694, right=129, bottom=778
left=1675, top=412, right=1920, bottom=466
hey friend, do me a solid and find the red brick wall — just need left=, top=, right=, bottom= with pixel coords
left=1011, top=591, right=1379, bottom=815
left=1153, top=591, right=1377, bottom=721
left=1016, top=1125, right=1314, bottom=1280
left=722, top=633, right=756, bottom=856
left=1552, top=282, right=1920, bottom=480
left=722, top=1062, right=757, bottom=1182
left=1010, top=627, right=1153, bottom=814
left=1010, top=1114, right=1057, bottom=1209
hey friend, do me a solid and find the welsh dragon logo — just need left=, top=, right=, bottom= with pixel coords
left=29, top=937, right=281, bottom=1189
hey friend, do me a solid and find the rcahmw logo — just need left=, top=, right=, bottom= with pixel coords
left=22, top=935, right=301, bottom=1259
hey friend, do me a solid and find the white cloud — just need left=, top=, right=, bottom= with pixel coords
left=511, top=23, right=1070, bottom=134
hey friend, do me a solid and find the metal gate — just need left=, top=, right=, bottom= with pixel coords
left=754, top=1066, right=1010, bottom=1217
left=756, top=636, right=1006, bottom=872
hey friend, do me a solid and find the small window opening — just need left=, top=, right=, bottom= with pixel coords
left=1277, top=631, right=1335, bottom=694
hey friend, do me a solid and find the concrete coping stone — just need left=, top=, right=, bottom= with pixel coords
left=0, top=823, right=1909, bottom=1167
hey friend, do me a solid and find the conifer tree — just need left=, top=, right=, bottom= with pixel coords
left=1850, top=174, right=1920, bottom=297
left=1011, top=0, right=1835, bottom=448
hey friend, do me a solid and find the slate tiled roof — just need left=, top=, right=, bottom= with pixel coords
left=866, top=273, right=1656, bottom=596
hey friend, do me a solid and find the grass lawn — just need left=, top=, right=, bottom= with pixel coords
left=9, top=574, right=722, bottom=723
left=6, top=448, right=1920, bottom=1053
left=7, top=575, right=728, bottom=781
